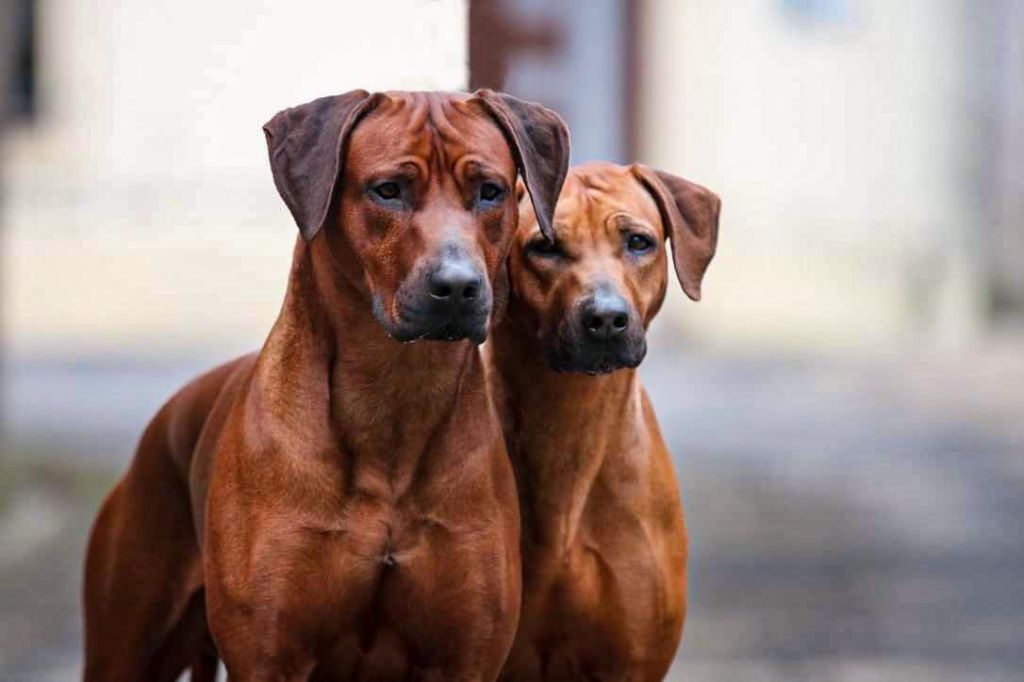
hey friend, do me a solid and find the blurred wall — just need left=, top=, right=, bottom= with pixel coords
left=641, top=0, right=986, bottom=354
left=493, top=0, right=632, bottom=164
left=1, top=0, right=468, bottom=359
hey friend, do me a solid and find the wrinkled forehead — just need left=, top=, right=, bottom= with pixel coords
left=549, top=164, right=663, bottom=239
left=346, top=92, right=515, bottom=176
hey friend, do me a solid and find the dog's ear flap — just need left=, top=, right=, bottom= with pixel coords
left=263, top=90, right=382, bottom=241
left=475, top=90, right=570, bottom=243
left=632, top=165, right=720, bottom=302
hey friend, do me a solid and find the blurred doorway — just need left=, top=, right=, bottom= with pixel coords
left=976, top=0, right=1024, bottom=319
left=469, top=0, right=637, bottom=164
left=1, top=0, right=36, bottom=123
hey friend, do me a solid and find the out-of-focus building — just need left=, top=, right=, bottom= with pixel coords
left=472, top=0, right=1024, bottom=354
left=9, top=0, right=1021, bottom=361
left=641, top=0, right=1016, bottom=353
left=2, top=0, right=467, bottom=360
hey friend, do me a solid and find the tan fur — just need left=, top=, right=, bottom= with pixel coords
left=491, top=162, right=719, bottom=681
left=83, top=90, right=570, bottom=682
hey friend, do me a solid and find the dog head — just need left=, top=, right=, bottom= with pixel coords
left=507, top=161, right=720, bottom=374
left=263, top=89, right=569, bottom=344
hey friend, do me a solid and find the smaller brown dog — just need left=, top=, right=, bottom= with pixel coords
left=489, top=162, right=720, bottom=681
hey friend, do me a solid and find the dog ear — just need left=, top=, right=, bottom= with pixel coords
left=475, top=90, right=570, bottom=243
left=632, top=165, right=720, bottom=302
left=263, top=90, right=382, bottom=241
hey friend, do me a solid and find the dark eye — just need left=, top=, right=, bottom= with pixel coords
left=627, top=233, right=654, bottom=253
left=527, top=238, right=562, bottom=258
left=372, top=182, right=401, bottom=200
left=479, top=182, right=504, bottom=203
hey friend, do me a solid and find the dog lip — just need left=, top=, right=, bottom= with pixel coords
left=390, top=307, right=489, bottom=345
left=420, top=319, right=489, bottom=345
left=546, top=331, right=646, bottom=374
left=580, top=358, right=623, bottom=375
left=377, top=289, right=485, bottom=336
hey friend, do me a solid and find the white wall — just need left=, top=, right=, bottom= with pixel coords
left=640, top=0, right=984, bottom=353
left=2, top=0, right=468, bottom=358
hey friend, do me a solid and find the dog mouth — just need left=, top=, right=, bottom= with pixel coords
left=543, top=330, right=646, bottom=375
left=375, top=298, right=489, bottom=345
left=419, top=319, right=488, bottom=344
left=583, top=358, right=625, bottom=376
left=550, top=351, right=642, bottom=375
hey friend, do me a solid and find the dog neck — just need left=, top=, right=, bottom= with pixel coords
left=490, top=313, right=643, bottom=553
left=254, top=237, right=487, bottom=479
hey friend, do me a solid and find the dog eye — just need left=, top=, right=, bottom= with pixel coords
left=627, top=234, right=654, bottom=253
left=478, top=182, right=504, bottom=203
left=372, top=182, right=401, bottom=200
left=527, top=238, right=562, bottom=258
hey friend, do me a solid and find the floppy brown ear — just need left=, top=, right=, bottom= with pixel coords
left=263, top=90, right=382, bottom=241
left=632, top=165, right=720, bottom=302
left=474, top=89, right=570, bottom=243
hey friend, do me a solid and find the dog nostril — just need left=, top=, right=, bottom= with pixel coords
left=612, top=314, right=628, bottom=330
left=462, top=284, right=478, bottom=300
left=431, top=283, right=453, bottom=299
left=585, top=315, right=604, bottom=332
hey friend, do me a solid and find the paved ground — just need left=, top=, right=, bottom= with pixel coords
left=2, top=337, right=1023, bottom=681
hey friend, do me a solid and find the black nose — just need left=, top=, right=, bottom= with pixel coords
left=428, top=259, right=482, bottom=303
left=581, top=294, right=630, bottom=340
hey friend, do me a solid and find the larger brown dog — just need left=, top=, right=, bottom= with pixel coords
left=489, top=162, right=720, bottom=681
left=83, top=90, right=569, bottom=681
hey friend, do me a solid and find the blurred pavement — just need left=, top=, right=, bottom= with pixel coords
left=2, top=335, right=1023, bottom=681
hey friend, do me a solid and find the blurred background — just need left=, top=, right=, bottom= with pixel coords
left=1, top=0, right=1022, bottom=679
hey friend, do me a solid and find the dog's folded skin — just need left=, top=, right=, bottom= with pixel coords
left=82, top=90, right=569, bottom=682
left=490, top=161, right=720, bottom=681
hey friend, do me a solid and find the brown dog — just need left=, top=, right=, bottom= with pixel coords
left=83, top=90, right=569, bottom=681
left=488, top=162, right=720, bottom=681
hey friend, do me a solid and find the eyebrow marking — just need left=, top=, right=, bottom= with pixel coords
left=609, top=212, right=653, bottom=230
left=369, top=158, right=427, bottom=181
